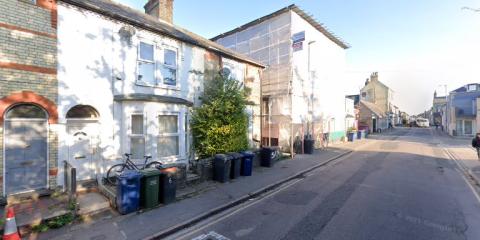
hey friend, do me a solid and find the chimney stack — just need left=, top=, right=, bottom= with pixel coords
left=144, top=0, right=174, bottom=24
left=370, top=72, right=378, bottom=82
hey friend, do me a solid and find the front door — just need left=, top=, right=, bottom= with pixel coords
left=5, top=120, right=48, bottom=195
left=67, top=122, right=98, bottom=181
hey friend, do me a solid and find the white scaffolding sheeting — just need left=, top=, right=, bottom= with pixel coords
left=216, top=13, right=292, bottom=98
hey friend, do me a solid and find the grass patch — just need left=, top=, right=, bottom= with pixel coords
left=31, top=213, right=75, bottom=232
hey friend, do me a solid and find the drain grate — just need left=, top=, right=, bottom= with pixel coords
left=192, top=231, right=230, bottom=240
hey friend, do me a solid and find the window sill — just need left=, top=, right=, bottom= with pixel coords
left=135, top=82, right=180, bottom=91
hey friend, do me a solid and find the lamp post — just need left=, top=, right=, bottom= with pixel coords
left=307, top=40, right=316, bottom=138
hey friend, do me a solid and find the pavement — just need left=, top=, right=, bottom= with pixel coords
left=0, top=191, right=110, bottom=236
left=432, top=129, right=480, bottom=186
left=33, top=137, right=370, bottom=240
left=166, top=127, right=480, bottom=240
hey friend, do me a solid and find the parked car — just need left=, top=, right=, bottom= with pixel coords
left=415, top=118, right=429, bottom=128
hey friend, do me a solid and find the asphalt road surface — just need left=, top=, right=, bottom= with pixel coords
left=170, top=128, right=480, bottom=240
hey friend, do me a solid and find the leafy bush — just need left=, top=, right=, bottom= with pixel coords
left=191, top=71, right=250, bottom=158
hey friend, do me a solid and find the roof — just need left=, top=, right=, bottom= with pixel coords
left=360, top=100, right=387, bottom=118
left=451, top=83, right=480, bottom=94
left=210, top=4, right=350, bottom=49
left=59, top=0, right=265, bottom=68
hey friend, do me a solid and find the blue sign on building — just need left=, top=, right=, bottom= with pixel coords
left=292, top=31, right=305, bottom=43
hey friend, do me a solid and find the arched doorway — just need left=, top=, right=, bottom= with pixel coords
left=66, top=105, right=100, bottom=181
left=4, top=104, right=48, bottom=195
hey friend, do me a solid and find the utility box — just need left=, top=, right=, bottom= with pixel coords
left=140, top=168, right=160, bottom=209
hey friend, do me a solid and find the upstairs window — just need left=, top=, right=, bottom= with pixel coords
left=161, top=48, right=177, bottom=86
left=468, top=84, right=477, bottom=92
left=136, top=41, right=178, bottom=87
left=137, top=42, right=155, bottom=85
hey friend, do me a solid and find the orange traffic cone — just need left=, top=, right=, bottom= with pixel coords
left=3, top=207, right=20, bottom=240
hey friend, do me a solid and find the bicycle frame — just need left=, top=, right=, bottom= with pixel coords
left=123, top=154, right=152, bottom=171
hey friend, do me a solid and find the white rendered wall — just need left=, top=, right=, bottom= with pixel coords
left=290, top=11, right=348, bottom=135
left=57, top=3, right=205, bottom=185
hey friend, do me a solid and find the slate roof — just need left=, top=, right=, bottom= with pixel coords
left=210, top=4, right=350, bottom=49
left=360, top=100, right=387, bottom=118
left=59, top=0, right=265, bottom=68
left=451, top=83, right=480, bottom=93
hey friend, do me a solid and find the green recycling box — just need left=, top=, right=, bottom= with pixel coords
left=140, top=168, right=161, bottom=209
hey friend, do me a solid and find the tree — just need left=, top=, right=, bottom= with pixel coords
left=191, top=71, right=250, bottom=158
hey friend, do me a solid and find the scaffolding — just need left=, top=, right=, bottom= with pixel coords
left=216, top=12, right=296, bottom=153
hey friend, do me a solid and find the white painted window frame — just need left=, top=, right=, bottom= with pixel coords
left=128, top=113, right=146, bottom=161
left=159, top=44, right=179, bottom=88
left=134, top=37, right=180, bottom=90
left=136, top=41, right=157, bottom=86
left=157, top=111, right=181, bottom=159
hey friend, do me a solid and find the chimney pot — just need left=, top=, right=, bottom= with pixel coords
left=144, top=0, right=174, bottom=24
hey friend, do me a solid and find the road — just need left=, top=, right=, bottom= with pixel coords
left=169, top=128, right=480, bottom=240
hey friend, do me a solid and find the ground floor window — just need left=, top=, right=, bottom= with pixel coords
left=465, top=120, right=473, bottom=135
left=130, top=114, right=145, bottom=159
left=456, top=119, right=474, bottom=135
left=158, top=114, right=179, bottom=157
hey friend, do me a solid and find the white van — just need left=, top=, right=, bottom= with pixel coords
left=415, top=118, right=430, bottom=128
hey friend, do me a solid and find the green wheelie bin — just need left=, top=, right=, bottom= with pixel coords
left=140, top=168, right=161, bottom=209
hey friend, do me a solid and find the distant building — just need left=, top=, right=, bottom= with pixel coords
left=432, top=91, right=447, bottom=129
left=446, top=83, right=480, bottom=136
left=358, top=100, right=388, bottom=133
left=359, top=72, right=395, bottom=132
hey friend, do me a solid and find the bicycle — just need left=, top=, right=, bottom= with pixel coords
left=105, top=153, right=163, bottom=185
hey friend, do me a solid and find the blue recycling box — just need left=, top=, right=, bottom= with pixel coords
left=116, top=170, right=141, bottom=215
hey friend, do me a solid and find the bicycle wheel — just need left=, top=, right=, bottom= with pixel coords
left=106, top=164, right=127, bottom=185
left=146, top=161, right=163, bottom=170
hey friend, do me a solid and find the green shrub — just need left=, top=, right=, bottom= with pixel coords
left=191, top=71, right=250, bottom=158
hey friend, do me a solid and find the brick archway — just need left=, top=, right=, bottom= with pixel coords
left=0, top=91, right=58, bottom=124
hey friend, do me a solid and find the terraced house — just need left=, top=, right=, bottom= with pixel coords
left=0, top=0, right=263, bottom=198
left=0, top=0, right=59, bottom=199
left=56, top=0, right=263, bottom=189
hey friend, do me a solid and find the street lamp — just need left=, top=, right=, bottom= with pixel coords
left=307, top=40, right=316, bottom=138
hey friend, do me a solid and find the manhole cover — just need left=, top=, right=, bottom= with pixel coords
left=192, top=231, right=230, bottom=240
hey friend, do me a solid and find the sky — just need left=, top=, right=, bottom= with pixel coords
left=116, top=0, right=480, bottom=115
